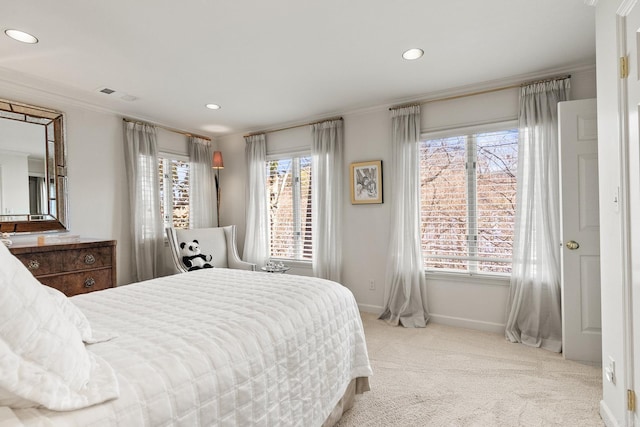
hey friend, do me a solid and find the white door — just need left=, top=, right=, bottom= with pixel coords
left=558, top=99, right=601, bottom=364
left=624, top=2, right=640, bottom=423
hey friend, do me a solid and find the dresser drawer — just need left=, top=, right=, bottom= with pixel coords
left=39, top=269, right=112, bottom=297
left=9, top=239, right=117, bottom=297
left=62, top=246, right=112, bottom=272
left=13, top=252, right=61, bottom=275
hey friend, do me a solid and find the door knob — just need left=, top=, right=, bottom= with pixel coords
left=566, top=240, right=580, bottom=250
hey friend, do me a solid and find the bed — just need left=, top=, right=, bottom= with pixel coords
left=0, top=243, right=372, bottom=426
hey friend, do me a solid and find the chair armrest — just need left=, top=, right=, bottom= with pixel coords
left=228, top=258, right=257, bottom=271
left=223, top=225, right=257, bottom=271
left=166, top=227, right=188, bottom=273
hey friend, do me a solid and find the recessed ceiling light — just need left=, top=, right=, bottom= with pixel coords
left=402, top=48, right=424, bottom=60
left=205, top=104, right=221, bottom=110
left=4, top=29, right=38, bottom=44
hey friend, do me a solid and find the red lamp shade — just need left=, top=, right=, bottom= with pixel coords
left=212, top=151, right=224, bottom=169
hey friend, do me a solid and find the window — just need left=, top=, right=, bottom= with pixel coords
left=266, top=156, right=312, bottom=261
left=419, top=125, right=518, bottom=274
left=158, top=155, right=190, bottom=229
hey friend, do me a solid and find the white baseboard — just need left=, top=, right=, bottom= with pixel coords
left=428, top=313, right=505, bottom=334
left=357, top=306, right=505, bottom=334
left=600, top=400, right=621, bottom=427
left=358, top=304, right=383, bottom=314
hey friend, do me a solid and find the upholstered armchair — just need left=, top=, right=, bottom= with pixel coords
left=166, top=225, right=256, bottom=273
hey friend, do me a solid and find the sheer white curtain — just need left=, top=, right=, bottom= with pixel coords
left=505, top=78, right=570, bottom=352
left=123, top=121, right=164, bottom=281
left=188, top=136, right=216, bottom=228
left=311, top=119, right=343, bottom=282
left=379, top=106, right=429, bottom=327
left=243, top=134, right=269, bottom=266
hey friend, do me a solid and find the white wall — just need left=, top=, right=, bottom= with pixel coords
left=28, top=157, right=45, bottom=176
left=0, top=119, right=44, bottom=216
left=218, top=66, right=597, bottom=333
left=215, top=133, right=248, bottom=259
left=595, top=1, right=630, bottom=426
left=0, top=118, right=44, bottom=155
left=0, top=151, right=29, bottom=214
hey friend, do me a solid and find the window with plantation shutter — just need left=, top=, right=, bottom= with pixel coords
left=158, top=156, right=190, bottom=229
left=419, top=124, right=518, bottom=275
left=266, top=156, right=312, bottom=261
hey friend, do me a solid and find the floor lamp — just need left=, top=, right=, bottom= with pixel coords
left=212, top=151, right=224, bottom=227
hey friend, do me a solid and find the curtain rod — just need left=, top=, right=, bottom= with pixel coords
left=389, top=74, right=571, bottom=111
left=244, top=116, right=343, bottom=138
left=122, top=118, right=211, bottom=141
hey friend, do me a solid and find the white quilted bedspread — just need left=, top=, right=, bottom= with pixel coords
left=7, top=269, right=372, bottom=427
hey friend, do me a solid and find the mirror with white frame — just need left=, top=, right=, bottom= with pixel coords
left=0, top=99, right=68, bottom=233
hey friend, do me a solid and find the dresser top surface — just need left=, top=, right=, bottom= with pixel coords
left=8, top=238, right=116, bottom=254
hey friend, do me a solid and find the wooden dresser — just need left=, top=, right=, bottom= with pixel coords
left=9, top=239, right=116, bottom=297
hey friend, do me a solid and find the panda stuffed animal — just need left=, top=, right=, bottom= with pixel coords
left=180, top=240, right=214, bottom=271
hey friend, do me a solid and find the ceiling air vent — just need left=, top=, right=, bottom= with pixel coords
left=96, top=87, right=137, bottom=101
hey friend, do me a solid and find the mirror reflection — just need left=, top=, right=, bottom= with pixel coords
left=0, top=99, right=67, bottom=233
left=0, top=119, right=48, bottom=216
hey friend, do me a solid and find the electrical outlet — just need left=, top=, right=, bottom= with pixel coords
left=605, top=356, right=616, bottom=384
left=368, top=279, right=375, bottom=290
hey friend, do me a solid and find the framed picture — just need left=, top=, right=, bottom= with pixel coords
left=350, top=160, right=383, bottom=204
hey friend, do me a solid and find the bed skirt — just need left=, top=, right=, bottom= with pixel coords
left=323, top=377, right=370, bottom=427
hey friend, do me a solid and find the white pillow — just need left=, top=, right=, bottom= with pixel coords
left=43, top=286, right=117, bottom=344
left=0, top=243, right=119, bottom=410
left=43, top=286, right=93, bottom=343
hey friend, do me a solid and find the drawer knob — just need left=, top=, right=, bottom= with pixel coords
left=84, top=254, right=96, bottom=265
left=28, top=260, right=40, bottom=271
left=84, top=277, right=96, bottom=288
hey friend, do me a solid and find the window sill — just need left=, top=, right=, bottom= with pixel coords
left=269, top=258, right=312, bottom=270
left=424, top=270, right=510, bottom=286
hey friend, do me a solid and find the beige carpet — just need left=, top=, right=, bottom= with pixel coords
left=337, top=313, right=603, bottom=427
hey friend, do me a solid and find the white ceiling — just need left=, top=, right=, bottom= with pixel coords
left=0, top=0, right=595, bottom=137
